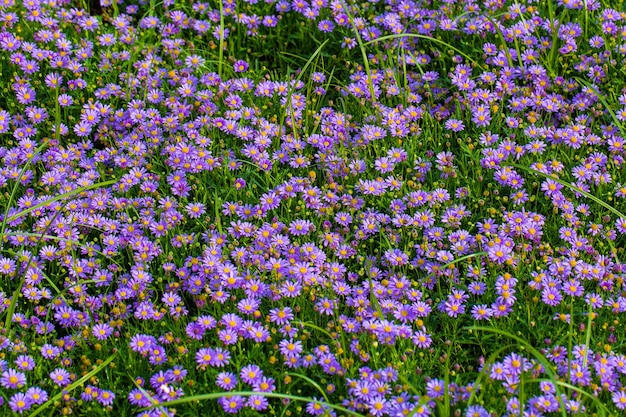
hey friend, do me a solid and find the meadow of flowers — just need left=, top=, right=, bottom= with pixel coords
left=2, top=0, right=626, bottom=415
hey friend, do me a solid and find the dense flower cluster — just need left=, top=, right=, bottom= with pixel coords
left=0, top=0, right=626, bottom=415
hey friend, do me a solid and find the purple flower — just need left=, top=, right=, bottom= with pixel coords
left=269, top=307, right=293, bottom=326
left=466, top=405, right=490, bottom=417
left=50, top=368, right=71, bottom=387
left=218, top=328, right=239, bottom=346
left=97, top=390, right=115, bottom=406
left=149, top=345, right=168, bottom=365
left=426, top=379, right=445, bottom=399
left=234, top=178, right=246, bottom=190
left=253, top=376, right=275, bottom=392
left=240, top=364, right=263, bottom=385
left=491, top=299, right=513, bottom=317
left=58, top=93, right=73, bottom=107
left=503, top=353, right=525, bottom=376
left=312, top=14, right=337, bottom=29
left=25, top=386, right=48, bottom=405
left=1, top=368, right=26, bottom=389
left=130, top=334, right=155, bottom=355
left=471, top=305, right=493, bottom=321
left=612, top=391, right=626, bottom=409
left=412, top=331, right=432, bottom=348
left=233, top=60, right=248, bottom=73
left=196, top=348, right=214, bottom=368
left=92, top=323, right=113, bottom=340
left=210, top=347, right=231, bottom=367
left=81, top=385, right=99, bottom=402
left=247, top=323, right=270, bottom=342
left=216, top=371, right=238, bottom=390
left=445, top=118, right=465, bottom=132
left=247, top=395, right=269, bottom=410
left=279, top=339, right=303, bottom=358
left=186, top=322, right=205, bottom=340
left=535, top=394, right=560, bottom=413
left=15, top=86, right=35, bottom=104
left=542, top=287, right=563, bottom=306
left=562, top=279, right=584, bottom=297
left=368, top=396, right=388, bottom=416
left=14, top=355, right=35, bottom=371
left=353, top=379, right=375, bottom=399
left=442, top=299, right=465, bottom=317
left=128, top=389, right=151, bottom=407
left=468, top=281, right=487, bottom=295
left=0, top=257, right=16, bottom=275
left=487, top=243, right=513, bottom=264
left=219, top=395, right=245, bottom=414
left=9, top=392, right=30, bottom=414
left=41, top=343, right=62, bottom=359
left=185, top=202, right=206, bottom=218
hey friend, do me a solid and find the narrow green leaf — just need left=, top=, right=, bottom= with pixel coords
left=30, top=353, right=117, bottom=417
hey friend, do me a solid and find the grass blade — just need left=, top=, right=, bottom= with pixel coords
left=365, top=34, right=485, bottom=70
left=144, top=391, right=365, bottom=416
left=512, top=163, right=626, bottom=221
left=29, top=353, right=117, bottom=417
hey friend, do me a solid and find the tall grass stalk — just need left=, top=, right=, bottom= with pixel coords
left=145, top=391, right=366, bottom=416
left=339, top=0, right=376, bottom=105
left=469, top=326, right=569, bottom=417
left=1, top=178, right=117, bottom=331
left=29, top=353, right=117, bottom=417
left=574, top=77, right=626, bottom=138
left=365, top=34, right=485, bottom=70
left=512, top=163, right=626, bottom=222
left=218, top=0, right=225, bottom=78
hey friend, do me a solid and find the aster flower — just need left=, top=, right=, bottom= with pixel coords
left=25, top=386, right=48, bottom=405
left=218, top=328, right=239, bottom=346
left=233, top=60, right=248, bottom=72
left=149, top=346, right=168, bottom=365
left=442, top=299, right=465, bottom=317
left=216, top=372, right=238, bottom=390
left=412, top=331, right=432, bottom=348
left=41, top=344, right=62, bottom=359
left=15, top=86, right=35, bottom=104
left=279, top=339, right=303, bottom=358
left=240, top=364, right=263, bottom=385
left=92, top=323, right=114, bottom=340
left=210, top=347, right=231, bottom=367
left=471, top=305, right=493, bottom=321
left=245, top=323, right=269, bottom=343
left=491, top=298, right=513, bottom=317
left=196, top=348, right=214, bottom=369
left=252, top=376, right=275, bottom=392
left=196, top=315, right=216, bottom=330
left=219, top=395, right=245, bottom=414
left=445, top=118, right=465, bottom=132
left=128, top=389, right=152, bottom=407
left=97, top=390, right=115, bottom=406
left=9, top=393, right=30, bottom=414
left=247, top=395, right=269, bottom=411
left=426, top=379, right=445, bottom=399
left=82, top=385, right=100, bottom=402
left=0, top=257, right=16, bottom=275
left=503, top=353, right=526, bottom=376
left=130, top=334, right=155, bottom=355
left=1, top=368, right=26, bottom=389
left=50, top=368, right=71, bottom=387
left=15, top=355, right=35, bottom=371
left=487, top=243, right=513, bottom=264
left=466, top=404, right=490, bottom=417
left=542, top=287, right=563, bottom=306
